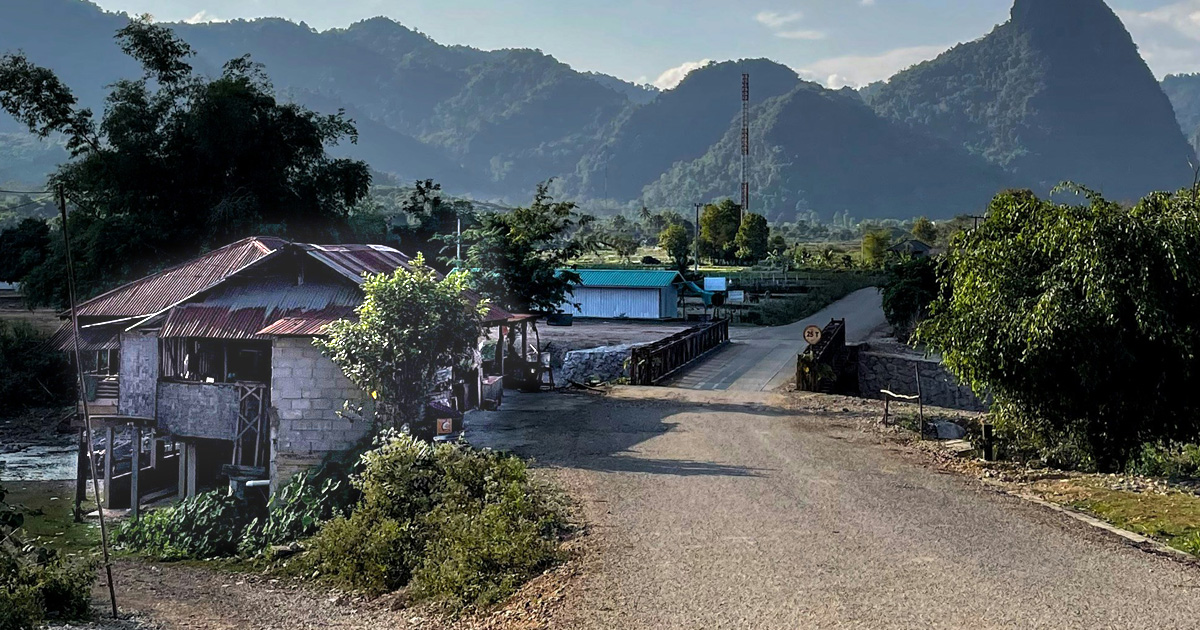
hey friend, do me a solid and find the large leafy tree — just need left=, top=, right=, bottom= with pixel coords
left=316, top=255, right=485, bottom=431
left=917, top=186, right=1200, bottom=470
left=0, top=17, right=370, bottom=307
left=658, top=223, right=692, bottom=273
left=388, top=179, right=474, bottom=270
left=699, top=199, right=741, bottom=263
left=734, top=212, right=769, bottom=263
left=461, top=182, right=593, bottom=313
left=0, top=218, right=49, bottom=283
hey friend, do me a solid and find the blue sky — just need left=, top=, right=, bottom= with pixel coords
left=91, top=0, right=1200, bottom=88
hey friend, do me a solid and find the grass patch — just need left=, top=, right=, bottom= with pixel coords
left=1026, top=477, right=1200, bottom=555
left=3, top=480, right=98, bottom=557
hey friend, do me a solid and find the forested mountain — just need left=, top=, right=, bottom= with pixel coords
left=1162, top=74, right=1200, bottom=156
left=1, top=0, right=1196, bottom=219
left=867, top=0, right=1194, bottom=201
left=644, top=83, right=1011, bottom=221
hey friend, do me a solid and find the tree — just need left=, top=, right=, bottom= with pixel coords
left=734, top=212, right=769, bottom=263
left=461, top=182, right=592, bottom=313
left=316, top=255, right=485, bottom=431
left=0, top=18, right=370, bottom=307
left=881, top=256, right=939, bottom=341
left=917, top=186, right=1200, bottom=470
left=911, top=216, right=937, bottom=244
left=389, top=179, right=473, bottom=269
left=699, top=199, right=740, bottom=263
left=658, top=223, right=692, bottom=273
left=768, top=234, right=788, bottom=255
left=861, top=229, right=892, bottom=268
left=0, top=218, right=49, bottom=283
left=605, top=232, right=639, bottom=262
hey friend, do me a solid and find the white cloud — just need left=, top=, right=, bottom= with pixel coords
left=1117, top=1, right=1200, bottom=77
left=652, top=59, right=712, bottom=90
left=776, top=29, right=826, bottom=40
left=184, top=10, right=223, bottom=24
left=860, top=0, right=877, bottom=5
left=755, top=11, right=804, bottom=28
left=755, top=9, right=825, bottom=40
left=796, top=44, right=948, bottom=89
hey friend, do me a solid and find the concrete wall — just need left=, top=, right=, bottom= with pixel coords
left=560, top=343, right=639, bottom=384
left=270, top=337, right=373, bottom=487
left=157, top=381, right=240, bottom=440
left=856, top=343, right=986, bottom=412
left=564, top=287, right=664, bottom=319
left=119, top=331, right=159, bottom=418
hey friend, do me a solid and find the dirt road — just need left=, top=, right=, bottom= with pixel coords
left=666, top=287, right=887, bottom=391
left=469, top=387, right=1200, bottom=629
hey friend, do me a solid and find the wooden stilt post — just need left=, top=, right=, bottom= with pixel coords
left=914, top=366, right=925, bottom=440
left=74, top=427, right=87, bottom=523
left=130, top=424, right=140, bottom=519
left=103, top=426, right=114, bottom=509
left=177, top=442, right=187, bottom=499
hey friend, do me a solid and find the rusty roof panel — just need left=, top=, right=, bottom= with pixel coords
left=48, top=321, right=121, bottom=351
left=256, top=312, right=354, bottom=336
left=76, top=237, right=287, bottom=319
left=159, top=280, right=361, bottom=340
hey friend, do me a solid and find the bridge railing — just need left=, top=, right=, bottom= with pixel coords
left=629, top=319, right=730, bottom=386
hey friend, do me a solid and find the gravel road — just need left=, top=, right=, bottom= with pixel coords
left=667, top=287, right=888, bottom=391
left=469, top=387, right=1200, bottom=629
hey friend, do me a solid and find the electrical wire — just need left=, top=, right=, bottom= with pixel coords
left=0, top=188, right=50, bottom=195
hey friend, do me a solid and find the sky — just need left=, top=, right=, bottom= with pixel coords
left=90, top=0, right=1200, bottom=90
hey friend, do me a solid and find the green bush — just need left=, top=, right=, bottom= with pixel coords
left=1, top=482, right=95, bottom=630
left=305, top=433, right=567, bottom=609
left=114, top=490, right=260, bottom=560
left=1128, top=442, right=1200, bottom=479
left=240, top=472, right=353, bottom=556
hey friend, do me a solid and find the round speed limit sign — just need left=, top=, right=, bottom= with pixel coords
left=803, top=325, right=823, bottom=346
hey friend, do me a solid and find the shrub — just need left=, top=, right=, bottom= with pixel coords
left=305, top=433, right=567, bottom=608
left=880, top=256, right=940, bottom=341
left=1128, top=442, right=1200, bottom=479
left=115, top=490, right=260, bottom=560
left=240, top=472, right=353, bottom=556
left=1, top=482, right=94, bottom=630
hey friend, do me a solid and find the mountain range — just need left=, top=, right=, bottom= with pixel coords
left=1, top=0, right=1197, bottom=220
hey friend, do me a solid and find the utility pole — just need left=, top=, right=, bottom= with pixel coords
left=456, top=214, right=462, bottom=267
left=740, top=73, right=750, bottom=220
left=59, top=185, right=119, bottom=619
left=694, top=202, right=702, bottom=276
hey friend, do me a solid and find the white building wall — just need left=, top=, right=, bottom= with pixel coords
left=564, top=287, right=663, bottom=319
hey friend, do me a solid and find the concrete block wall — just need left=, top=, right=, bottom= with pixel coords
left=119, top=331, right=159, bottom=418
left=855, top=343, right=986, bottom=412
left=271, top=337, right=373, bottom=485
left=157, top=381, right=240, bottom=439
left=560, top=343, right=640, bottom=384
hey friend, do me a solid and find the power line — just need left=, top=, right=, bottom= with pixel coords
left=0, top=188, right=50, bottom=195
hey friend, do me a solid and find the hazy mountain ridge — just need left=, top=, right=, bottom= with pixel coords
left=868, top=0, right=1194, bottom=200
left=0, top=0, right=1195, bottom=219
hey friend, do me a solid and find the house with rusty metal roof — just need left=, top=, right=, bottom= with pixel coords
left=52, top=236, right=522, bottom=504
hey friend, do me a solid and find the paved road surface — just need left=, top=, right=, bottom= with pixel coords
left=666, top=287, right=887, bottom=391
left=471, top=387, right=1200, bottom=629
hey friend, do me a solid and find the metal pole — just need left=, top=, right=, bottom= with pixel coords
left=694, top=203, right=701, bottom=276
left=914, top=365, right=925, bottom=440
left=59, top=185, right=118, bottom=619
left=456, top=214, right=462, bottom=267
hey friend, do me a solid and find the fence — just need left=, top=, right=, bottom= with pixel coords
left=629, top=318, right=730, bottom=385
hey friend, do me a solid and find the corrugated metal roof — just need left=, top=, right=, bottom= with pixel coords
left=301, top=244, right=414, bottom=283
left=159, top=280, right=361, bottom=340
left=75, top=236, right=287, bottom=318
left=256, top=313, right=350, bottom=336
left=48, top=321, right=121, bottom=351
left=571, top=269, right=684, bottom=289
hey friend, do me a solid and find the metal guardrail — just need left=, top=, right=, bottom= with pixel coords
left=629, top=318, right=730, bottom=386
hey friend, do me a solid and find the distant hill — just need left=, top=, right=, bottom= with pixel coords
left=1162, top=74, right=1200, bottom=157
left=867, top=0, right=1195, bottom=200
left=1, top=0, right=1196, bottom=219
left=644, top=82, right=1012, bottom=221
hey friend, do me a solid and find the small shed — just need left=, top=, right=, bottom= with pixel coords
left=888, top=239, right=933, bottom=258
left=562, top=270, right=684, bottom=320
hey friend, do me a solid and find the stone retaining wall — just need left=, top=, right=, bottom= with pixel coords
left=855, top=342, right=986, bottom=412
left=560, top=343, right=639, bottom=384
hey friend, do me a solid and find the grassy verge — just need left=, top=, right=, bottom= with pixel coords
left=1021, top=476, right=1200, bottom=555
left=4, top=480, right=99, bottom=557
